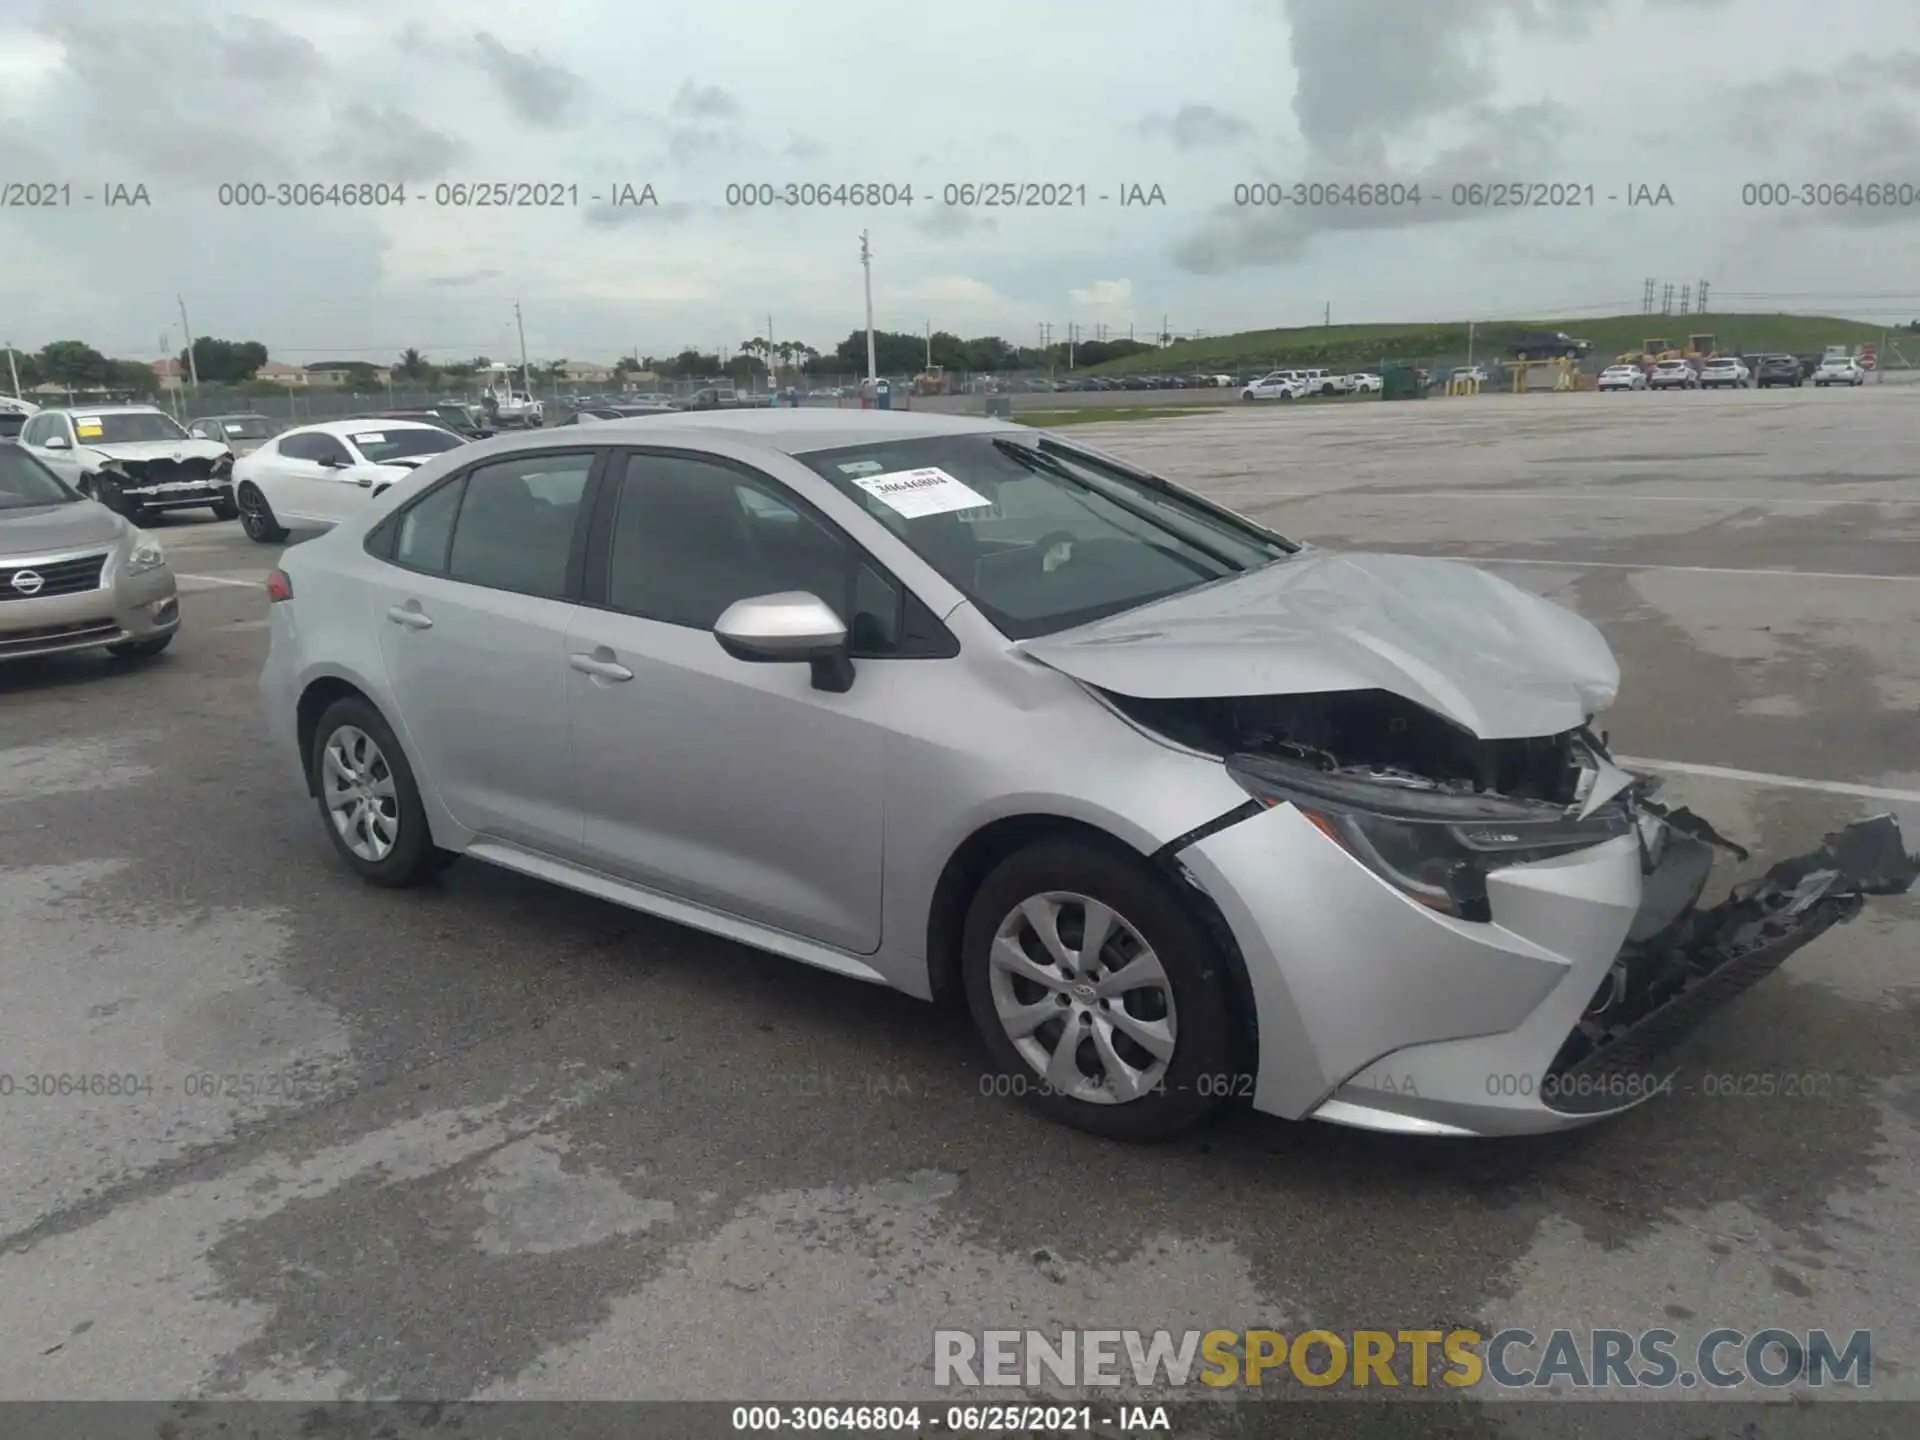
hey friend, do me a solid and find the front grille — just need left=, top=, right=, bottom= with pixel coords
left=0, top=552, right=109, bottom=601
left=0, top=618, right=120, bottom=655
left=122, top=457, right=214, bottom=485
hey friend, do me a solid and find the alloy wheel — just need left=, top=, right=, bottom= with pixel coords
left=238, top=486, right=271, bottom=539
left=321, top=725, right=400, bottom=862
left=988, top=891, right=1177, bottom=1104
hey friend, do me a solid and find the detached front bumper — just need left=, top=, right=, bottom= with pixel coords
left=1178, top=794, right=1916, bottom=1137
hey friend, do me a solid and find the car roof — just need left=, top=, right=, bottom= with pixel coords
left=482, top=407, right=1017, bottom=456
left=285, top=418, right=450, bottom=436
left=196, top=413, right=273, bottom=422
left=39, top=404, right=168, bottom=416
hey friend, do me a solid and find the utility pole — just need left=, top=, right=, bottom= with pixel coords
left=176, top=296, right=200, bottom=391
left=1466, top=321, right=1475, bottom=367
left=859, top=231, right=876, bottom=383
left=925, top=320, right=931, bottom=370
left=514, top=301, right=531, bottom=391
left=4, top=342, right=20, bottom=399
left=1324, top=302, right=1331, bottom=327
left=1068, top=322, right=1076, bottom=370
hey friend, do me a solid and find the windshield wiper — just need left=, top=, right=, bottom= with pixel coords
left=990, top=438, right=1251, bottom=573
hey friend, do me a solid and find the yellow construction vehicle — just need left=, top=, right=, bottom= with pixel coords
left=1617, top=336, right=1674, bottom=368
left=1684, top=332, right=1717, bottom=360
left=912, top=365, right=948, bottom=396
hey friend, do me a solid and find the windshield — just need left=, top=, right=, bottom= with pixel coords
left=345, top=427, right=464, bottom=463
left=0, top=445, right=76, bottom=509
left=797, top=432, right=1298, bottom=639
left=215, top=417, right=273, bottom=439
left=72, top=411, right=188, bottom=444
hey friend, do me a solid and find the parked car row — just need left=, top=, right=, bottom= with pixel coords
left=1240, top=368, right=1382, bottom=401
left=1599, top=353, right=1868, bottom=392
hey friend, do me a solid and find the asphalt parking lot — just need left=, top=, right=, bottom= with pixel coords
left=1, top=384, right=1914, bottom=1430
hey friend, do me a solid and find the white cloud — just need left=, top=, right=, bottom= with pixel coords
left=2, top=0, right=1918, bottom=359
left=1069, top=280, right=1134, bottom=308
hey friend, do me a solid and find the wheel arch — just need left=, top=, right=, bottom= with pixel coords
left=922, top=812, right=1260, bottom=1077
left=295, top=674, right=384, bottom=796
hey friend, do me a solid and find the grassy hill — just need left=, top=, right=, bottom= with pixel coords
left=1088, top=313, right=1898, bottom=375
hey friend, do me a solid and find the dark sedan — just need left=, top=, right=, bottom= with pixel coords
left=1754, top=355, right=1803, bottom=388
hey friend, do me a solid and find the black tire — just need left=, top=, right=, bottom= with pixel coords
left=308, top=695, right=452, bottom=887
left=961, top=839, right=1240, bottom=1142
left=209, top=497, right=240, bottom=521
left=106, top=634, right=172, bottom=659
left=237, top=481, right=288, bottom=543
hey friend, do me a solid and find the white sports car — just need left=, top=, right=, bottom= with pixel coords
left=232, top=419, right=467, bottom=542
left=1240, top=373, right=1304, bottom=401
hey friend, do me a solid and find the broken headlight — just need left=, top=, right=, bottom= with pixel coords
left=1225, top=753, right=1635, bottom=921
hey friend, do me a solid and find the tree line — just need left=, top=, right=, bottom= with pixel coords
left=8, top=329, right=1163, bottom=396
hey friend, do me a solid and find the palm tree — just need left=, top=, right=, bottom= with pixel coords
left=396, top=347, right=428, bottom=380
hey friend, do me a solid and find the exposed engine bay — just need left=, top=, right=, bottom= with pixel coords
left=1103, top=686, right=1593, bottom=803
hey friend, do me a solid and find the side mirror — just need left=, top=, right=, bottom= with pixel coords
left=44, top=435, right=70, bottom=450
left=318, top=455, right=347, bottom=469
left=713, top=592, right=854, bottom=693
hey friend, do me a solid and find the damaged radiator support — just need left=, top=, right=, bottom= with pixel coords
left=1542, top=814, right=1919, bottom=1114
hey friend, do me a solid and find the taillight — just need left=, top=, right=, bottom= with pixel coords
left=266, top=569, right=293, bottom=602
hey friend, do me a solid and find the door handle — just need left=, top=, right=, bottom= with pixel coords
left=386, top=606, right=433, bottom=630
left=568, top=652, right=633, bottom=681
left=356, top=476, right=373, bottom=487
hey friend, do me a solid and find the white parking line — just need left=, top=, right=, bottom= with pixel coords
left=176, top=573, right=264, bottom=589
left=1431, top=555, right=1920, bottom=583
left=1352, top=491, right=1909, bottom=508
left=1616, top=756, right=1920, bottom=805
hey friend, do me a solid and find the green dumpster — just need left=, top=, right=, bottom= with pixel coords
left=1380, top=364, right=1423, bottom=400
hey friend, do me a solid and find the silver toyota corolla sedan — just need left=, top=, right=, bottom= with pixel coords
left=258, top=411, right=1915, bottom=1141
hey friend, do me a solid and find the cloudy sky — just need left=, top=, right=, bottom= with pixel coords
left=1, top=0, right=1917, bottom=366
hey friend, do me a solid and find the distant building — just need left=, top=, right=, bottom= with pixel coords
left=150, top=357, right=185, bottom=390
left=256, top=361, right=309, bottom=387
left=561, top=360, right=613, bottom=383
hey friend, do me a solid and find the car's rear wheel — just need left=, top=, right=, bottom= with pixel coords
left=237, top=482, right=288, bottom=543
left=309, top=696, right=453, bottom=887
left=961, top=840, right=1239, bottom=1141
left=210, top=497, right=239, bottom=521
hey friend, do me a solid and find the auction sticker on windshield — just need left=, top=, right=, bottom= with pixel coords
left=852, top=466, right=992, bottom=519
left=350, top=433, right=385, bottom=445
left=75, top=418, right=103, bottom=436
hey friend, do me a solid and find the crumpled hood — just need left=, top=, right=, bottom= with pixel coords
left=82, top=439, right=227, bottom=465
left=0, top=500, right=126, bottom=556
left=1017, top=550, right=1621, bottom=741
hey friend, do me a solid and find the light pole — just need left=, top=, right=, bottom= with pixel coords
left=860, top=230, right=877, bottom=384
left=176, top=296, right=200, bottom=392
left=514, top=301, right=531, bottom=393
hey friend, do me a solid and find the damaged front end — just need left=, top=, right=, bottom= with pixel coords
left=1544, top=811, right=1917, bottom=1112
left=1110, top=687, right=1919, bottom=1112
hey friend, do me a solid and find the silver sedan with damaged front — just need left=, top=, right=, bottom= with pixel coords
left=257, top=410, right=1916, bottom=1143
left=0, top=443, right=179, bottom=661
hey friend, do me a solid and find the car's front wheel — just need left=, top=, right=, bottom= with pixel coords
left=962, top=840, right=1240, bottom=1141
left=309, top=696, right=455, bottom=887
left=237, top=482, right=289, bottom=543
left=210, top=496, right=240, bottom=521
